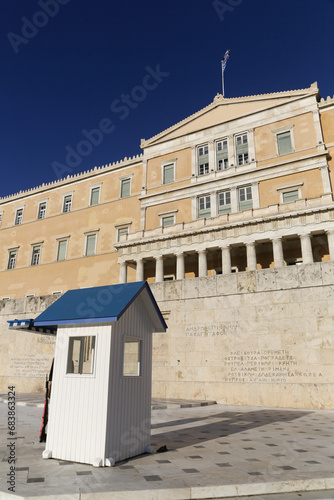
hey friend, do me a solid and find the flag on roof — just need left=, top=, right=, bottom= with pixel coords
left=222, top=49, right=230, bottom=72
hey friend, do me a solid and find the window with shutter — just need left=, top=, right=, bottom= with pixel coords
left=163, top=164, right=174, bottom=184
left=235, top=134, right=249, bottom=165
left=198, top=195, right=211, bottom=218
left=117, top=227, right=129, bottom=241
left=198, top=144, right=209, bottom=175
left=120, top=178, right=131, bottom=198
left=90, top=187, right=100, bottom=206
left=162, top=215, right=175, bottom=227
left=218, top=190, right=231, bottom=214
left=57, top=240, right=68, bottom=261
left=238, top=186, right=253, bottom=211
left=277, top=131, right=293, bottom=155
left=282, top=190, right=299, bottom=203
left=216, top=140, right=229, bottom=170
left=85, top=234, right=96, bottom=256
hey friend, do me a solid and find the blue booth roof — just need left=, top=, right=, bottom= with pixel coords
left=34, top=281, right=167, bottom=331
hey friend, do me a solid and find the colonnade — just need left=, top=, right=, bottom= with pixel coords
left=119, top=230, right=334, bottom=283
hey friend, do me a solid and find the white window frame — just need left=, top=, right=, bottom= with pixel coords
left=119, top=175, right=132, bottom=199
left=235, top=133, right=249, bottom=166
left=62, top=193, right=73, bottom=213
left=84, top=232, right=98, bottom=256
left=273, top=125, right=295, bottom=156
left=161, top=161, right=175, bottom=185
left=117, top=226, right=129, bottom=242
left=14, top=207, right=24, bottom=226
left=238, top=185, right=253, bottom=211
left=161, top=215, right=175, bottom=227
left=218, top=190, right=232, bottom=214
left=216, top=138, right=229, bottom=171
left=123, top=337, right=142, bottom=377
left=276, top=182, right=303, bottom=203
left=37, top=200, right=47, bottom=220
left=197, top=144, right=209, bottom=176
left=31, top=245, right=42, bottom=266
left=7, top=249, right=18, bottom=270
left=198, top=195, right=211, bottom=218
left=66, top=335, right=96, bottom=375
left=56, top=239, right=69, bottom=261
left=89, top=185, right=101, bottom=206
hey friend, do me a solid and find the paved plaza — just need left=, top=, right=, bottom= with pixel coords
left=0, top=393, right=334, bottom=499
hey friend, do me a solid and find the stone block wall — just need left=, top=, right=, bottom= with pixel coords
left=1, top=262, right=334, bottom=409
left=150, top=261, right=334, bottom=409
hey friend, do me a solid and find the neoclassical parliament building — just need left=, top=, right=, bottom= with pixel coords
left=1, top=82, right=334, bottom=409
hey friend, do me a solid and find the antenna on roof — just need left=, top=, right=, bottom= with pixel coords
left=221, top=49, right=230, bottom=97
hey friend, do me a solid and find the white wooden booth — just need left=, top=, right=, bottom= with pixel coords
left=33, top=281, right=167, bottom=467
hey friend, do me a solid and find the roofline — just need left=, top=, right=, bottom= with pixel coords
left=141, top=83, right=320, bottom=149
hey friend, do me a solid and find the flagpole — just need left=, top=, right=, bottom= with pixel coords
left=222, top=60, right=225, bottom=97
left=221, top=49, right=230, bottom=98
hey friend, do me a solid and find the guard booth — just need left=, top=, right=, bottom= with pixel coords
left=33, top=281, right=167, bottom=467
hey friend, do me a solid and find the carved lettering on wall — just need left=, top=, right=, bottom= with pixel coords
left=10, top=354, right=52, bottom=378
left=224, top=349, right=323, bottom=383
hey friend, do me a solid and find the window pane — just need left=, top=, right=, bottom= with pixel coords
left=277, top=131, right=293, bottom=155
left=282, top=190, right=299, bottom=203
left=57, top=240, right=67, bottom=261
left=162, top=215, right=174, bottom=227
left=117, top=227, right=129, bottom=241
left=67, top=336, right=95, bottom=374
left=38, top=203, right=46, bottom=219
left=86, top=234, right=96, bottom=256
left=90, top=187, right=100, bottom=206
left=123, top=338, right=141, bottom=376
left=15, top=209, right=23, bottom=225
left=163, top=164, right=174, bottom=184
left=8, top=251, right=17, bottom=270
left=31, top=246, right=41, bottom=266
left=63, top=195, right=72, bottom=213
left=121, top=179, right=131, bottom=198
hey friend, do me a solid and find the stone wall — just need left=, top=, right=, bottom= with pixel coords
left=150, top=261, right=334, bottom=409
left=0, top=295, right=57, bottom=392
left=1, top=263, right=334, bottom=409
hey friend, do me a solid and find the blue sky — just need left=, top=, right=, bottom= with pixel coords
left=1, top=0, right=333, bottom=197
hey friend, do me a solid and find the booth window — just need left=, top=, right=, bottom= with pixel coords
left=67, top=336, right=96, bottom=374
left=123, top=338, right=141, bottom=376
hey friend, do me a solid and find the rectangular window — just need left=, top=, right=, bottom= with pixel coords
left=7, top=250, right=17, bottom=270
left=163, top=163, right=174, bottom=184
left=120, top=178, right=131, bottom=198
left=198, top=195, right=211, bottom=218
left=216, top=139, right=229, bottom=170
left=85, top=234, right=97, bottom=256
left=218, top=190, right=231, bottom=214
left=90, top=187, right=100, bottom=206
left=117, top=227, right=129, bottom=242
left=198, top=144, right=209, bottom=175
left=238, top=186, right=253, bottom=211
left=15, top=209, right=23, bottom=225
left=31, top=245, right=41, bottom=266
left=123, top=338, right=141, bottom=376
left=63, top=195, right=72, bottom=213
left=162, top=215, right=175, bottom=227
left=38, top=202, right=47, bottom=220
left=277, top=131, right=293, bottom=155
left=57, top=240, right=68, bottom=261
left=236, top=133, right=249, bottom=165
left=282, top=189, right=299, bottom=203
left=67, top=336, right=95, bottom=374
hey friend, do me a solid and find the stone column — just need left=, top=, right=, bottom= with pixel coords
left=198, top=250, right=207, bottom=277
left=300, top=233, right=313, bottom=264
left=208, top=141, right=215, bottom=172
left=221, top=245, right=231, bottom=274
left=326, top=230, right=334, bottom=260
left=272, top=237, right=285, bottom=267
left=176, top=252, right=185, bottom=280
left=228, top=135, right=235, bottom=167
left=119, top=261, right=127, bottom=284
left=155, top=255, right=164, bottom=282
left=136, top=259, right=144, bottom=282
left=320, top=165, right=332, bottom=195
left=246, top=242, right=257, bottom=271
